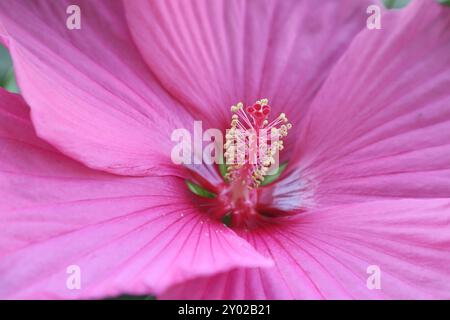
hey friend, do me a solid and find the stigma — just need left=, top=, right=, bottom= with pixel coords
left=224, top=99, right=292, bottom=189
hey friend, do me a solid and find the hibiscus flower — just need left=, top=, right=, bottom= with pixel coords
left=0, top=0, right=449, bottom=299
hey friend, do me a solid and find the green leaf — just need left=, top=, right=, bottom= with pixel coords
left=260, top=162, right=288, bottom=186
left=221, top=213, right=232, bottom=227
left=437, top=0, right=450, bottom=6
left=186, top=180, right=216, bottom=198
left=382, top=0, right=411, bottom=9
left=0, top=44, right=12, bottom=80
left=3, top=68, right=19, bottom=93
left=0, top=44, right=19, bottom=93
left=218, top=157, right=228, bottom=180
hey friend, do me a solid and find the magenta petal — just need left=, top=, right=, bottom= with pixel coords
left=162, top=199, right=450, bottom=299
left=0, top=0, right=196, bottom=177
left=276, top=1, right=450, bottom=209
left=124, top=0, right=372, bottom=129
left=0, top=89, right=272, bottom=299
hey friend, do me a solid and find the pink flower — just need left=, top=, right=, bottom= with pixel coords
left=0, top=0, right=450, bottom=299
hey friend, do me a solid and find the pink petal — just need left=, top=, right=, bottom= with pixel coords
left=0, top=0, right=196, bottom=177
left=0, top=89, right=272, bottom=299
left=274, top=1, right=450, bottom=209
left=162, top=199, right=450, bottom=299
left=0, top=20, right=8, bottom=46
left=124, top=0, right=372, bottom=130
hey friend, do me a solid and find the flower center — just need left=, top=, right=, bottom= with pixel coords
left=220, top=99, right=292, bottom=227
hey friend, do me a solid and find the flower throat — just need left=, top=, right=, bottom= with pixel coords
left=186, top=99, right=291, bottom=228
left=217, top=99, right=291, bottom=227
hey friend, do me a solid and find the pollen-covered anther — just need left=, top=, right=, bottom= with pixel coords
left=224, top=99, right=293, bottom=189
left=230, top=102, right=244, bottom=113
